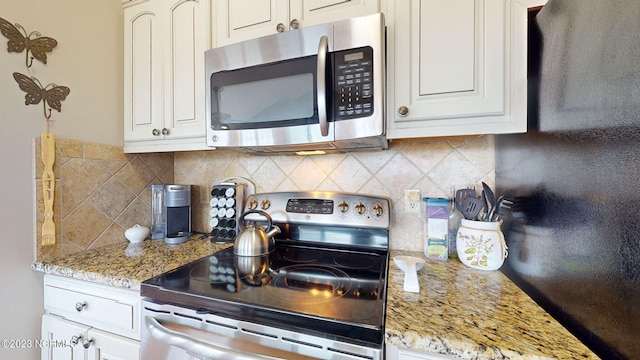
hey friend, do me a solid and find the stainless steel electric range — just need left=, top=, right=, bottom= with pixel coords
left=140, top=191, right=391, bottom=360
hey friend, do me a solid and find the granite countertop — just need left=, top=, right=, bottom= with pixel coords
left=33, top=241, right=598, bottom=359
left=386, top=250, right=598, bottom=359
left=32, top=237, right=229, bottom=290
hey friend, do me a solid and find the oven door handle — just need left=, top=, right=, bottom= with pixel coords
left=316, top=35, right=329, bottom=137
left=145, top=317, right=284, bottom=360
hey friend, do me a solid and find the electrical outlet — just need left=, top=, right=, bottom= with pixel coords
left=200, top=186, right=210, bottom=204
left=404, top=189, right=421, bottom=213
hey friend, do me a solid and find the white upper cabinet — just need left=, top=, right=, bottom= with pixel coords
left=387, top=0, right=529, bottom=139
left=123, top=0, right=211, bottom=153
left=215, top=0, right=380, bottom=47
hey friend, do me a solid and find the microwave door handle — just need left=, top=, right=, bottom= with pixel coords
left=145, top=317, right=284, bottom=360
left=316, top=35, right=329, bottom=137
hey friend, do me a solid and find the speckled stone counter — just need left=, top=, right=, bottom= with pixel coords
left=386, top=250, right=598, bottom=359
left=32, top=238, right=229, bottom=290
left=33, top=242, right=598, bottom=359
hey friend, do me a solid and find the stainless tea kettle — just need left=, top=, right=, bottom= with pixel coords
left=233, top=210, right=281, bottom=256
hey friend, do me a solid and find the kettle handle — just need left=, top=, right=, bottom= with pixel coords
left=240, top=210, right=272, bottom=230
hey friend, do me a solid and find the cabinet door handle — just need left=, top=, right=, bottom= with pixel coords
left=152, top=128, right=161, bottom=136
left=290, top=19, right=299, bottom=30
left=75, top=302, right=87, bottom=312
left=162, top=128, right=169, bottom=136
left=398, top=106, right=409, bottom=117
left=82, top=338, right=94, bottom=349
left=276, top=23, right=284, bottom=33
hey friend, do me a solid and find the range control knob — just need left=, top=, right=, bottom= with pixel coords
left=372, top=204, right=384, bottom=217
left=338, top=201, right=349, bottom=213
left=260, top=199, right=271, bottom=210
left=248, top=199, right=258, bottom=210
left=355, top=203, right=366, bottom=215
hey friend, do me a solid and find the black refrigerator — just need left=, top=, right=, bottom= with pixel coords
left=496, top=1, right=640, bottom=359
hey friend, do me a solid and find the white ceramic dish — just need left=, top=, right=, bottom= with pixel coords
left=125, top=224, right=149, bottom=243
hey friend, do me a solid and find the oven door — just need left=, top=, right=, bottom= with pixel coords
left=141, top=314, right=316, bottom=360
left=141, top=301, right=382, bottom=360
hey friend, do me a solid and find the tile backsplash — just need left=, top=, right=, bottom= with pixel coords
left=34, top=135, right=494, bottom=258
left=176, top=136, right=495, bottom=251
left=34, top=137, right=174, bottom=261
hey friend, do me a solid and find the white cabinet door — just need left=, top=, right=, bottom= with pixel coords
left=162, top=0, right=209, bottom=139
left=214, top=0, right=379, bottom=47
left=290, top=0, right=380, bottom=28
left=123, top=0, right=211, bottom=152
left=215, top=0, right=289, bottom=47
left=388, top=0, right=528, bottom=138
left=41, top=314, right=89, bottom=360
left=124, top=0, right=163, bottom=142
left=86, top=328, right=140, bottom=360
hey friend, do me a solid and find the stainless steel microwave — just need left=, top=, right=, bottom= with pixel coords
left=205, top=13, right=387, bottom=154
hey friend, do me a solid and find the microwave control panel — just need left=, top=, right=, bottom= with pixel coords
left=333, top=46, right=374, bottom=120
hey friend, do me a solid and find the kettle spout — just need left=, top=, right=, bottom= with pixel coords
left=267, top=225, right=281, bottom=238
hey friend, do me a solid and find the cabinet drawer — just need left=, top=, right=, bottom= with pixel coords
left=43, top=275, right=140, bottom=340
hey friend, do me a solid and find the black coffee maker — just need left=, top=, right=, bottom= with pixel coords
left=151, top=184, right=191, bottom=244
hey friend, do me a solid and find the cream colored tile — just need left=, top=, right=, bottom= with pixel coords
left=402, top=140, right=455, bottom=174
left=253, top=159, right=286, bottom=192
left=115, top=197, right=151, bottom=230
left=138, top=152, right=174, bottom=175
left=57, top=138, right=84, bottom=158
left=311, top=153, right=347, bottom=175
left=90, top=223, right=128, bottom=249
left=330, top=156, right=372, bottom=192
left=359, top=178, right=394, bottom=199
left=288, top=157, right=326, bottom=190
left=115, top=157, right=155, bottom=195
left=316, top=178, right=342, bottom=192
left=61, top=158, right=112, bottom=199
left=457, top=135, right=495, bottom=175
left=84, top=142, right=128, bottom=161
left=63, top=203, right=112, bottom=249
left=237, top=152, right=267, bottom=175
left=428, top=150, right=484, bottom=191
left=89, top=177, right=136, bottom=219
left=376, top=153, right=423, bottom=199
left=352, top=148, right=396, bottom=174
left=271, top=154, right=305, bottom=175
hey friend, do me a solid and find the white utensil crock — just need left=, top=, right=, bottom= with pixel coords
left=456, top=219, right=508, bottom=271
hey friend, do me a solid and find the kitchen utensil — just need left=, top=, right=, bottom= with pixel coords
left=461, top=196, right=484, bottom=220
left=491, top=197, right=514, bottom=222
left=41, top=133, right=56, bottom=246
left=234, top=210, right=281, bottom=256
left=393, top=256, right=425, bottom=293
left=125, top=224, right=149, bottom=243
left=481, top=182, right=496, bottom=216
left=455, top=188, right=476, bottom=213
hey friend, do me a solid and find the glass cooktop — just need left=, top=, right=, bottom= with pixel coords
left=141, top=238, right=389, bottom=346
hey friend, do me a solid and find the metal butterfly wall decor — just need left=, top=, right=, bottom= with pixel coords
left=0, top=17, right=58, bottom=68
left=13, top=72, right=70, bottom=122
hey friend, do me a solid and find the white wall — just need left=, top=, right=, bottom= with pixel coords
left=0, top=1, right=122, bottom=357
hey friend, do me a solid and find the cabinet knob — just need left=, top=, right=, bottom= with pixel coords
left=70, top=335, right=82, bottom=346
left=75, top=302, right=87, bottom=312
left=162, top=128, right=169, bottom=135
left=398, top=106, right=409, bottom=117
left=290, top=19, right=299, bottom=30
left=82, top=338, right=94, bottom=349
left=276, top=23, right=285, bottom=33
left=152, top=128, right=161, bottom=136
